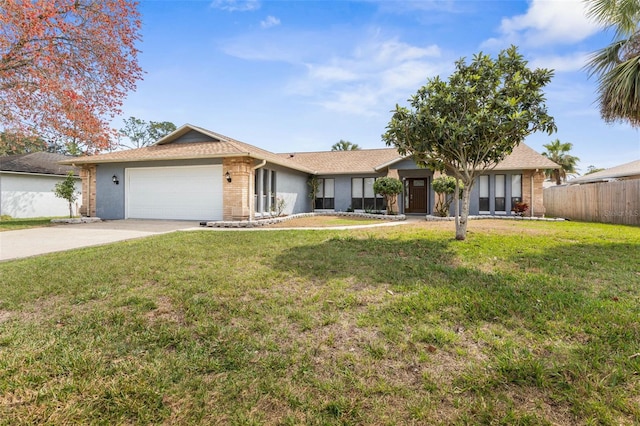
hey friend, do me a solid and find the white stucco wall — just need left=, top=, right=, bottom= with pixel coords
left=0, top=172, right=82, bottom=218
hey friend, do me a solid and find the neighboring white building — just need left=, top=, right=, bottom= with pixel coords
left=0, top=152, right=81, bottom=218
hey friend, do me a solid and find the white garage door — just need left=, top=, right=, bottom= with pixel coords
left=126, top=165, right=223, bottom=220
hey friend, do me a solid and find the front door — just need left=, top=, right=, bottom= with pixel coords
left=405, top=178, right=428, bottom=213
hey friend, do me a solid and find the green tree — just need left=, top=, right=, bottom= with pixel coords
left=53, top=172, right=79, bottom=218
left=585, top=0, right=640, bottom=126
left=0, top=131, right=84, bottom=156
left=307, top=175, right=320, bottom=210
left=431, top=176, right=464, bottom=217
left=331, top=140, right=360, bottom=151
left=383, top=46, right=555, bottom=240
left=0, top=132, right=47, bottom=155
left=542, top=139, right=580, bottom=185
left=585, top=165, right=605, bottom=175
left=373, top=177, right=402, bottom=214
left=119, top=117, right=176, bottom=149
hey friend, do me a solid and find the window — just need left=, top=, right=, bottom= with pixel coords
left=315, top=178, right=334, bottom=209
left=511, top=174, right=522, bottom=206
left=495, top=175, right=506, bottom=212
left=479, top=175, right=489, bottom=212
left=351, top=177, right=385, bottom=211
left=270, top=170, right=277, bottom=210
left=254, top=168, right=277, bottom=214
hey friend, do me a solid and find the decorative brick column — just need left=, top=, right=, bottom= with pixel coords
left=79, top=165, right=97, bottom=217
left=522, top=170, right=546, bottom=217
left=222, top=157, right=253, bottom=221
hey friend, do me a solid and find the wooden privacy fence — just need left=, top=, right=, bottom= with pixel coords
left=544, top=180, right=640, bottom=226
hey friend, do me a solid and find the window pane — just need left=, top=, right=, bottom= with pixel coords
left=325, top=198, right=335, bottom=209
left=364, top=198, right=376, bottom=210
left=479, top=198, right=490, bottom=211
left=324, top=179, right=334, bottom=198
left=317, top=179, right=324, bottom=198
left=495, top=175, right=505, bottom=197
left=512, top=174, right=522, bottom=198
left=352, top=198, right=363, bottom=209
left=495, top=198, right=506, bottom=212
left=479, top=175, right=489, bottom=197
left=364, top=178, right=375, bottom=197
left=352, top=178, right=363, bottom=198
left=263, top=169, right=268, bottom=194
left=271, top=171, right=276, bottom=194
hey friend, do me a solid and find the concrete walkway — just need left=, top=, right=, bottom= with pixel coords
left=0, top=220, right=201, bottom=262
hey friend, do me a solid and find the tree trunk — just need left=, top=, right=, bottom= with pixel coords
left=455, top=184, right=471, bottom=241
left=68, top=202, right=73, bottom=218
left=454, top=179, right=460, bottom=234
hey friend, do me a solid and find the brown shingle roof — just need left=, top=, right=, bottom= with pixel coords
left=280, top=148, right=402, bottom=175
left=60, top=124, right=315, bottom=173
left=59, top=124, right=557, bottom=175
left=568, top=159, right=640, bottom=184
left=492, top=143, right=560, bottom=171
left=1, top=152, right=78, bottom=176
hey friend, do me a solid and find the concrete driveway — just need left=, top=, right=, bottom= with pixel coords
left=0, top=220, right=202, bottom=262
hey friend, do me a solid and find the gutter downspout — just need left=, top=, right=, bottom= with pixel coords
left=250, top=160, right=267, bottom=222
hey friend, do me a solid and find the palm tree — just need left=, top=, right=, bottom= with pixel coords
left=331, top=140, right=360, bottom=151
left=584, top=0, right=640, bottom=126
left=542, top=139, right=580, bottom=185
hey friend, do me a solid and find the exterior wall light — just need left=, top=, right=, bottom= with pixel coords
left=112, top=175, right=119, bottom=185
left=225, top=171, right=232, bottom=183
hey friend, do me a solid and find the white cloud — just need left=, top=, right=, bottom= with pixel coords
left=530, top=51, right=591, bottom=73
left=210, top=0, right=260, bottom=12
left=483, top=0, right=600, bottom=48
left=260, top=15, right=281, bottom=29
left=292, top=38, right=446, bottom=116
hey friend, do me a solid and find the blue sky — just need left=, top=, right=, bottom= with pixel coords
left=118, top=0, right=640, bottom=171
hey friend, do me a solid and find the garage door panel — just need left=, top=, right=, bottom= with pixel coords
left=126, top=165, right=223, bottom=220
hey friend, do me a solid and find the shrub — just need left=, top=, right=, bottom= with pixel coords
left=373, top=177, right=403, bottom=214
left=512, top=201, right=529, bottom=216
left=431, top=176, right=463, bottom=217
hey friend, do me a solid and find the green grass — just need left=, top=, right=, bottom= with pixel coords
left=0, top=217, right=58, bottom=231
left=0, top=220, right=638, bottom=424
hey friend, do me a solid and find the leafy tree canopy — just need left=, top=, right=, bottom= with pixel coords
left=585, top=165, right=606, bottom=175
left=331, top=140, right=360, bottom=151
left=585, top=0, right=640, bottom=126
left=0, top=132, right=46, bottom=155
left=0, top=0, right=143, bottom=153
left=542, top=139, right=580, bottom=185
left=383, top=46, right=555, bottom=240
left=373, top=177, right=402, bottom=214
left=119, top=117, right=177, bottom=149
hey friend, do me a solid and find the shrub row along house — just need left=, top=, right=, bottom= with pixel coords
left=61, top=124, right=559, bottom=221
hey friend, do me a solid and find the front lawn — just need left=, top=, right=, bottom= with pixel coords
left=0, top=220, right=638, bottom=424
left=0, top=217, right=57, bottom=231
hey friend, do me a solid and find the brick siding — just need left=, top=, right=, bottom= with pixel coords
left=222, top=157, right=253, bottom=221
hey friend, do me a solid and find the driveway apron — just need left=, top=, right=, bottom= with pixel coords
left=0, top=220, right=200, bottom=262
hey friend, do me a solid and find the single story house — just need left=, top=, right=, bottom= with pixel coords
left=566, top=159, right=640, bottom=185
left=1, top=152, right=81, bottom=218
left=60, top=124, right=559, bottom=221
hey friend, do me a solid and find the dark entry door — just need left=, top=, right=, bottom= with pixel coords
left=405, top=178, right=428, bottom=213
